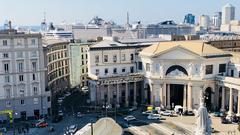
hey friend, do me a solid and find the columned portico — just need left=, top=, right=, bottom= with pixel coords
left=116, top=83, right=120, bottom=104
left=160, top=84, right=164, bottom=107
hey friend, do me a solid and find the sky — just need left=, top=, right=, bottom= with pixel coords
left=0, top=0, right=240, bottom=26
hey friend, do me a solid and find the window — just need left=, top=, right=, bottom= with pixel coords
left=82, top=69, right=84, bottom=73
left=130, top=54, right=134, bottom=61
left=31, top=51, right=37, bottom=57
left=5, top=75, right=10, bottom=83
left=21, top=100, right=25, bottom=105
left=86, top=54, right=88, bottom=59
left=231, top=70, right=234, bottom=77
left=17, top=39, right=22, bottom=45
left=5, top=88, right=11, bottom=98
left=205, top=65, right=213, bottom=75
left=104, top=55, right=108, bottom=62
left=95, top=55, right=99, bottom=63
left=6, top=101, right=11, bottom=107
left=138, top=62, right=143, bottom=70
left=32, top=74, right=36, bottom=80
left=82, top=54, right=84, bottom=59
left=82, top=61, right=84, bottom=65
left=122, top=68, right=126, bottom=73
left=3, top=40, right=7, bottom=46
left=33, top=98, right=38, bottom=104
left=239, top=71, right=240, bottom=78
left=18, top=62, right=23, bottom=72
left=104, top=68, right=108, bottom=75
left=33, top=87, right=38, bottom=95
left=47, top=96, right=51, bottom=102
left=219, top=64, right=226, bottom=73
left=3, top=53, right=9, bottom=58
left=32, top=62, right=37, bottom=71
left=31, top=39, right=36, bottom=45
left=17, top=52, right=23, bottom=58
left=96, top=69, right=99, bottom=75
left=20, top=89, right=24, bottom=97
left=113, top=68, right=117, bottom=74
left=4, top=63, right=9, bottom=73
left=19, top=75, right=24, bottom=82
left=146, top=63, right=150, bottom=71
left=121, top=54, right=126, bottom=61
left=130, top=66, right=134, bottom=73
left=113, top=55, right=117, bottom=63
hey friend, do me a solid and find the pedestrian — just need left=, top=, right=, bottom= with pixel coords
left=26, top=126, right=29, bottom=133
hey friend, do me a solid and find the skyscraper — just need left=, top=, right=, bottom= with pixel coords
left=183, top=14, right=195, bottom=24
left=199, top=15, right=210, bottom=28
left=212, top=12, right=222, bottom=28
left=221, top=3, right=235, bottom=25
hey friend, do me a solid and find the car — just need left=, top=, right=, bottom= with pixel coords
left=34, top=119, right=45, bottom=127
left=0, top=127, right=7, bottom=133
left=81, top=86, right=88, bottom=92
left=65, top=92, right=71, bottom=97
left=213, top=112, right=223, bottom=117
left=187, top=111, right=195, bottom=116
left=52, top=115, right=63, bottom=123
left=147, top=114, right=161, bottom=120
left=142, top=110, right=152, bottom=115
left=38, top=122, right=48, bottom=128
left=76, top=112, right=83, bottom=118
left=68, top=124, right=78, bottom=134
left=57, top=98, right=63, bottom=104
left=160, top=110, right=173, bottom=116
left=221, top=117, right=230, bottom=124
left=129, top=107, right=137, bottom=112
left=58, top=110, right=64, bottom=116
left=124, top=115, right=136, bottom=121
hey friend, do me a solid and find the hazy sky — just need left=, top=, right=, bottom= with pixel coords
left=0, top=0, right=240, bottom=25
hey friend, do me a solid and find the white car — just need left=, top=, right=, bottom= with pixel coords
left=68, top=124, right=78, bottom=134
left=57, top=98, right=63, bottom=103
left=58, top=110, right=64, bottom=116
left=65, top=92, right=71, bottom=97
left=160, top=110, right=173, bottom=116
left=124, top=115, right=136, bottom=121
left=142, top=110, right=152, bottom=115
left=147, top=114, right=161, bottom=120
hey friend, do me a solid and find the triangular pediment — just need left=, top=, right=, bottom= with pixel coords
left=152, top=46, right=202, bottom=60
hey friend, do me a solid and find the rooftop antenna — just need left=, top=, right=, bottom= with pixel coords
left=8, top=21, right=12, bottom=30
left=43, top=11, right=46, bottom=23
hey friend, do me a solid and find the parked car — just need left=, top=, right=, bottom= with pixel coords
left=65, top=92, right=71, bottom=97
left=147, top=114, right=161, bottom=120
left=58, top=98, right=63, bottom=104
left=221, top=117, right=230, bottom=124
left=52, top=115, right=63, bottom=123
left=187, top=111, right=195, bottom=116
left=38, top=122, right=48, bottom=128
left=76, top=112, right=83, bottom=118
left=213, top=112, right=222, bottom=117
left=160, top=110, right=173, bottom=116
left=129, top=107, right=137, bottom=112
left=58, top=110, right=64, bottom=116
left=68, top=124, right=78, bottom=134
left=142, top=110, right=152, bottom=115
left=124, top=115, right=136, bottom=121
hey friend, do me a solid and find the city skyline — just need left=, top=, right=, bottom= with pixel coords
left=0, top=0, right=240, bottom=25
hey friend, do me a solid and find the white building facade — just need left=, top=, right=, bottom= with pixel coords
left=0, top=29, right=51, bottom=120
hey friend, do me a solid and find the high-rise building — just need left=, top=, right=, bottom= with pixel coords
left=199, top=15, right=210, bottom=28
left=222, top=3, right=235, bottom=25
left=183, top=14, right=195, bottom=24
left=212, top=12, right=222, bottom=28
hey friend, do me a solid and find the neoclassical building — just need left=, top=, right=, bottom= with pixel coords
left=88, top=40, right=240, bottom=116
left=139, top=41, right=240, bottom=115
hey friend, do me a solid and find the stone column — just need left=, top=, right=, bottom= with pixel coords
left=187, top=83, right=192, bottom=110
left=160, top=84, right=163, bottom=107
left=134, top=82, right=137, bottom=106
left=221, top=86, right=225, bottom=112
left=125, top=82, right=129, bottom=107
left=167, top=84, right=171, bottom=109
left=107, top=84, right=111, bottom=104
left=228, top=88, right=233, bottom=116
left=237, top=90, right=240, bottom=116
left=183, top=84, right=187, bottom=110
left=163, top=83, right=167, bottom=107
left=116, top=83, right=120, bottom=104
